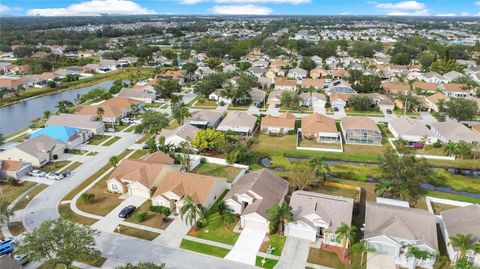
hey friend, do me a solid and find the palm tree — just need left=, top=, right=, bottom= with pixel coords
left=454, top=257, right=474, bottom=269
left=216, top=200, right=228, bottom=216
left=180, top=196, right=206, bottom=230
left=352, top=240, right=375, bottom=266
left=96, top=107, right=105, bottom=121
left=450, top=234, right=475, bottom=259
left=56, top=100, right=74, bottom=114
left=267, top=202, right=294, bottom=235
left=444, top=142, right=458, bottom=157
left=109, top=156, right=119, bottom=167
left=171, top=103, right=191, bottom=125
left=406, top=245, right=431, bottom=268
left=309, top=157, right=330, bottom=182
left=0, top=199, right=14, bottom=225
left=223, top=208, right=236, bottom=229
left=335, top=223, right=357, bottom=257
left=43, top=110, right=51, bottom=119
left=420, top=135, right=430, bottom=152
left=375, top=179, right=393, bottom=197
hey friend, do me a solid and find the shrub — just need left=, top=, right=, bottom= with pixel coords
left=132, top=212, right=149, bottom=222
left=287, top=130, right=296, bottom=135
left=80, top=193, right=95, bottom=203
left=200, top=157, right=207, bottom=164
left=433, top=140, right=442, bottom=148
left=149, top=205, right=171, bottom=216
left=6, top=176, right=17, bottom=186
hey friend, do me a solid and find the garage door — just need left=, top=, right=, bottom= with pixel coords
left=129, top=187, right=150, bottom=198
left=243, top=216, right=268, bottom=231
left=286, top=225, right=315, bottom=241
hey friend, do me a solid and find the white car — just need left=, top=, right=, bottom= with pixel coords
left=45, top=173, right=64, bottom=180
left=28, top=170, right=46, bottom=177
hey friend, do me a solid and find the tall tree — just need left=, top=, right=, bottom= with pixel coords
left=352, top=240, right=375, bottom=266
left=309, top=157, right=330, bottom=182
left=449, top=234, right=477, bottom=260
left=0, top=199, right=14, bottom=225
left=180, top=196, right=206, bottom=230
left=171, top=102, right=191, bottom=125
left=154, top=79, right=182, bottom=99
left=289, top=162, right=316, bottom=190
left=405, top=245, right=431, bottom=268
left=109, top=156, right=120, bottom=167
left=18, top=218, right=100, bottom=269
left=43, top=110, right=51, bottom=119
left=96, top=107, right=104, bottom=121
left=440, top=98, right=478, bottom=121
left=267, top=202, right=294, bottom=235
left=335, top=223, right=357, bottom=257
left=135, top=111, right=169, bottom=134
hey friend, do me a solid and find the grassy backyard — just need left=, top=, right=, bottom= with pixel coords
left=180, top=239, right=230, bottom=258
left=1, top=181, right=36, bottom=204
left=114, top=224, right=160, bottom=241
left=192, top=162, right=242, bottom=182
left=298, top=138, right=342, bottom=149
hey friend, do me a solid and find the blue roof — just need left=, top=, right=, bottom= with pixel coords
left=30, top=125, right=80, bottom=143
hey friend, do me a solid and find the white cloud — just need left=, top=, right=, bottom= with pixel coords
left=182, top=0, right=308, bottom=5
left=211, top=4, right=272, bottom=14
left=340, top=11, right=350, bottom=15
left=376, top=1, right=425, bottom=10
left=436, top=13, right=456, bottom=16
left=375, top=1, right=428, bottom=16
left=475, top=1, right=480, bottom=6
left=461, top=12, right=470, bottom=16
left=0, top=4, right=10, bottom=13
left=27, top=0, right=156, bottom=16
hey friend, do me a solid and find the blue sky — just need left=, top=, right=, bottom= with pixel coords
left=0, top=0, right=479, bottom=16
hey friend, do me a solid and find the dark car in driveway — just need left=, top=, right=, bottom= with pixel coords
left=118, top=205, right=136, bottom=218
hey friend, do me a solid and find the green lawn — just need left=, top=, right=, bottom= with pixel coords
left=188, top=192, right=240, bottom=245
left=428, top=169, right=480, bottom=194
left=166, top=120, right=180, bottom=130
left=114, top=124, right=128, bottom=132
left=102, top=136, right=121, bottom=146
left=129, top=149, right=149, bottom=159
left=123, top=125, right=136, bottom=132
left=114, top=224, right=160, bottom=241
left=180, top=239, right=230, bottom=258
left=308, top=248, right=362, bottom=269
left=13, top=184, right=48, bottom=211
left=58, top=203, right=98, bottom=226
left=88, top=135, right=110, bottom=145
left=310, top=184, right=360, bottom=202
left=77, top=170, right=121, bottom=216
left=260, top=234, right=286, bottom=256
left=42, top=161, right=71, bottom=173
left=0, top=181, right=36, bottom=204
left=192, top=162, right=242, bottom=182
left=194, top=99, right=218, bottom=108
left=299, top=138, right=342, bottom=149
left=125, top=200, right=173, bottom=229
left=330, top=164, right=382, bottom=182
left=59, top=162, right=82, bottom=174
left=137, top=133, right=153, bottom=144
left=256, top=256, right=279, bottom=269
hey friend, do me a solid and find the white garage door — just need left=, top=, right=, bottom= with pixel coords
left=286, top=225, right=316, bottom=242
left=129, top=187, right=150, bottom=198
left=243, top=217, right=268, bottom=231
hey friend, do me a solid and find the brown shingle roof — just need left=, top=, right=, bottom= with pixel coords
left=261, top=112, right=296, bottom=128
left=426, top=92, right=447, bottom=105
left=152, top=172, right=224, bottom=204
left=76, top=97, right=141, bottom=118
left=301, top=78, right=325, bottom=87
left=341, top=116, right=380, bottom=132
left=330, top=93, right=353, bottom=102
left=1, top=160, right=23, bottom=172
left=301, top=113, right=337, bottom=134
left=441, top=205, right=480, bottom=248
left=443, top=83, right=468, bottom=92
left=382, top=82, right=410, bottom=93
left=275, top=78, right=296, bottom=87
left=412, top=81, right=438, bottom=92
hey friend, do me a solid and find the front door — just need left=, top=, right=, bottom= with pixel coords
left=316, top=227, right=324, bottom=238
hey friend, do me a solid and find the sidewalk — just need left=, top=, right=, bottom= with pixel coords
left=153, top=216, right=191, bottom=248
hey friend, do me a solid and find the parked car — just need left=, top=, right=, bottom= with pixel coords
left=45, top=173, right=64, bottom=180
left=0, top=238, right=14, bottom=255
left=386, top=109, right=393, bottom=114
left=28, top=170, right=46, bottom=177
left=142, top=144, right=150, bottom=150
left=334, top=107, right=339, bottom=112
left=14, top=254, right=29, bottom=265
left=118, top=205, right=136, bottom=218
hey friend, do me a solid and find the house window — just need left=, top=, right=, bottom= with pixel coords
left=111, top=184, right=119, bottom=191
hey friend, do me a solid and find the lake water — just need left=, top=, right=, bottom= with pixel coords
left=0, top=81, right=113, bottom=136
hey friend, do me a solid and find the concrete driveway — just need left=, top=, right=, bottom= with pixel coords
left=366, top=253, right=396, bottom=269
left=153, top=216, right=191, bottom=248
left=225, top=228, right=267, bottom=265
left=274, top=237, right=311, bottom=269
left=91, top=195, right=147, bottom=233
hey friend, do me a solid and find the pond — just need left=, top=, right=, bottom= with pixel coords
left=0, top=80, right=113, bottom=136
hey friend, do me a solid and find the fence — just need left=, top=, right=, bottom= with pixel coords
left=388, top=138, right=456, bottom=160
left=296, top=129, right=344, bottom=152
left=425, top=195, right=473, bottom=215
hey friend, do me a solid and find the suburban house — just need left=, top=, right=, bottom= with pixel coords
left=340, top=117, right=382, bottom=145
left=367, top=93, right=395, bottom=113
left=310, top=67, right=329, bottom=79
left=184, top=110, right=223, bottom=129
left=250, top=88, right=267, bottom=107
left=440, top=205, right=480, bottom=267
left=46, top=113, right=105, bottom=135
left=388, top=116, right=438, bottom=146
left=106, top=151, right=178, bottom=198
left=287, top=67, right=308, bottom=80
left=275, top=78, right=297, bottom=91
left=29, top=125, right=89, bottom=149
left=284, top=191, right=354, bottom=246
left=382, top=82, right=410, bottom=94
left=157, top=70, right=185, bottom=85
left=412, top=81, right=438, bottom=93
left=0, top=135, right=65, bottom=167
left=157, top=124, right=200, bottom=148
left=0, top=160, right=32, bottom=180
left=364, top=201, right=438, bottom=269
left=473, top=124, right=480, bottom=136
left=300, top=113, right=340, bottom=143
left=225, top=168, right=289, bottom=231
left=330, top=93, right=353, bottom=111
left=431, top=121, right=480, bottom=143
left=301, top=78, right=324, bottom=90
left=260, top=112, right=296, bottom=134
left=298, top=92, right=326, bottom=108
left=442, top=83, right=469, bottom=98
left=425, top=92, right=447, bottom=112
left=267, top=90, right=284, bottom=107
left=217, top=111, right=257, bottom=136
left=117, top=86, right=156, bottom=103
left=422, top=71, right=449, bottom=84
left=76, top=97, right=143, bottom=124
left=151, top=172, right=227, bottom=214
left=326, top=81, right=355, bottom=96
